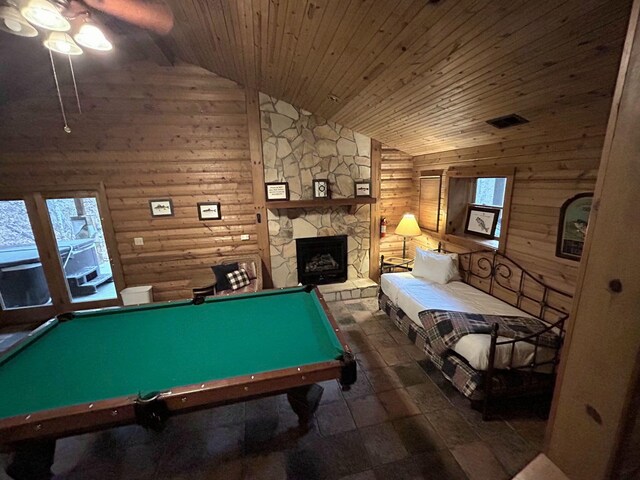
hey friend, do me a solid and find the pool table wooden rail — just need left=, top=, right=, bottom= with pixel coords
left=0, top=358, right=345, bottom=444
left=0, top=286, right=355, bottom=445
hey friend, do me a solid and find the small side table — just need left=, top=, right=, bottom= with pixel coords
left=380, top=255, right=414, bottom=273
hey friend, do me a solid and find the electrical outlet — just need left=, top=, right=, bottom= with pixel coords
left=240, top=234, right=250, bottom=241
left=134, top=237, right=144, bottom=246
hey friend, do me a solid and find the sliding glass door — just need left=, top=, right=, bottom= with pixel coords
left=0, top=199, right=52, bottom=310
left=0, top=186, right=123, bottom=324
left=44, top=196, right=117, bottom=304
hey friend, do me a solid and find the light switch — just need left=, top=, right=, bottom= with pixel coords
left=134, top=237, right=144, bottom=246
left=240, top=234, right=250, bottom=241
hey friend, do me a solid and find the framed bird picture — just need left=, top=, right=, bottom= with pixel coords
left=464, top=205, right=500, bottom=239
left=556, top=193, right=593, bottom=261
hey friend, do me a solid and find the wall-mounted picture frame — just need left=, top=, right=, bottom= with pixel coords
left=354, top=181, right=371, bottom=197
left=197, top=202, right=221, bottom=221
left=149, top=199, right=174, bottom=218
left=556, top=193, right=592, bottom=261
left=313, top=179, right=330, bottom=199
left=265, top=182, right=290, bottom=201
left=464, top=205, right=500, bottom=239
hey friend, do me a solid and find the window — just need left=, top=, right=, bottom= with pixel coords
left=444, top=167, right=514, bottom=252
left=473, top=177, right=507, bottom=238
left=0, top=200, right=52, bottom=310
left=0, top=188, right=122, bottom=324
left=418, top=170, right=443, bottom=232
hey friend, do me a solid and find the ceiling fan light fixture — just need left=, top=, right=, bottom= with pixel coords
left=21, top=0, right=70, bottom=31
left=0, top=5, right=38, bottom=36
left=44, top=31, right=83, bottom=55
left=74, top=23, right=112, bottom=51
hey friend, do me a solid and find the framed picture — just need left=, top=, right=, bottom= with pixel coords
left=354, top=181, right=371, bottom=197
left=464, top=205, right=500, bottom=239
left=149, top=199, right=174, bottom=217
left=313, top=179, right=330, bottom=199
left=556, top=193, right=592, bottom=261
left=265, top=182, right=290, bottom=201
left=197, top=202, right=221, bottom=221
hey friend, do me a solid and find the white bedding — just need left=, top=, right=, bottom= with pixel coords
left=380, top=273, right=557, bottom=371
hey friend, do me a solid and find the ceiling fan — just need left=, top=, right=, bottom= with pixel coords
left=0, top=0, right=174, bottom=54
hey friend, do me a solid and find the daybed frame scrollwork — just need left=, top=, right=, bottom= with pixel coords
left=379, top=248, right=573, bottom=419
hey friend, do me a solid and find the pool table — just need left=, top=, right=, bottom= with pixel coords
left=0, top=285, right=356, bottom=480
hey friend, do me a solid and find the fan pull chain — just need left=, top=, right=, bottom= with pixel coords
left=68, top=54, right=82, bottom=114
left=49, top=50, right=71, bottom=134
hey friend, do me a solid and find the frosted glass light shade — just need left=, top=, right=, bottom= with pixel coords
left=74, top=23, right=112, bottom=51
left=0, top=5, right=38, bottom=36
left=395, top=213, right=422, bottom=237
left=44, top=31, right=83, bottom=55
left=21, top=0, right=70, bottom=31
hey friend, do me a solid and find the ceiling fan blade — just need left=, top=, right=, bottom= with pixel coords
left=81, top=0, right=174, bottom=34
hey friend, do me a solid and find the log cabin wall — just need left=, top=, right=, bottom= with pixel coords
left=0, top=63, right=259, bottom=302
left=410, top=134, right=605, bottom=297
left=379, top=146, right=415, bottom=259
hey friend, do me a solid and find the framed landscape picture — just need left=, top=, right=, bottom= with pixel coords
left=464, top=205, right=500, bottom=239
left=149, top=199, right=174, bottom=218
left=197, top=202, right=221, bottom=221
left=556, top=193, right=592, bottom=261
left=354, top=181, right=371, bottom=197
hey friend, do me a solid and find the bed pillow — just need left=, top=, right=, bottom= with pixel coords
left=211, top=262, right=239, bottom=291
left=418, top=248, right=462, bottom=282
left=226, top=268, right=250, bottom=290
left=412, top=248, right=460, bottom=284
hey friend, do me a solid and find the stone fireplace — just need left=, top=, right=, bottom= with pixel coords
left=260, top=93, right=372, bottom=288
left=296, top=235, right=348, bottom=285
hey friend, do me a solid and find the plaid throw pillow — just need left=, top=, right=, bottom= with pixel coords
left=226, top=268, right=250, bottom=290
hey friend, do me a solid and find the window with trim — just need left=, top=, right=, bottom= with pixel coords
left=0, top=188, right=123, bottom=324
left=444, top=168, right=514, bottom=252
left=418, top=170, right=443, bottom=232
left=473, top=177, right=507, bottom=239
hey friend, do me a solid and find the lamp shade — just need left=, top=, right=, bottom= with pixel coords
left=395, top=213, right=421, bottom=237
left=74, top=23, right=113, bottom=51
left=44, top=31, right=83, bottom=55
left=0, top=5, right=38, bottom=37
left=21, top=0, right=70, bottom=31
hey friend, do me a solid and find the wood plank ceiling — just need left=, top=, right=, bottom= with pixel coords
left=165, top=0, right=632, bottom=156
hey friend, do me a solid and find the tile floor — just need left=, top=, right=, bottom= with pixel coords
left=0, top=297, right=546, bottom=480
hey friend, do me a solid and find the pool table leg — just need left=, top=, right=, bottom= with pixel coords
left=287, top=384, right=324, bottom=427
left=6, top=439, right=56, bottom=480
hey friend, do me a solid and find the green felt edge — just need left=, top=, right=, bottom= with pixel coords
left=0, top=318, right=59, bottom=368
left=0, top=286, right=345, bottom=421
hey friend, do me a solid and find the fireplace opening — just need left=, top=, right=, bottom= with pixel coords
left=296, top=235, right=348, bottom=285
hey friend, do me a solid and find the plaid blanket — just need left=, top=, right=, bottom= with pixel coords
left=420, top=309, right=561, bottom=356
left=378, top=292, right=557, bottom=401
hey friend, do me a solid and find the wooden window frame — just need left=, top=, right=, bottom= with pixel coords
left=443, top=167, right=515, bottom=253
left=418, top=169, right=443, bottom=233
left=0, top=183, right=124, bottom=325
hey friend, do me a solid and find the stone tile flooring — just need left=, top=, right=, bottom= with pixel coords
left=0, top=297, right=546, bottom=480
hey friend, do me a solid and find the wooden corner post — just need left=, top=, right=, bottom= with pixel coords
left=246, top=88, right=273, bottom=288
left=369, top=139, right=382, bottom=281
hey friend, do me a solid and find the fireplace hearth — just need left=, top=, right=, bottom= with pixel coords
left=296, top=235, right=348, bottom=285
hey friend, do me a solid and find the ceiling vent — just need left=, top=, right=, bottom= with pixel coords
left=486, top=114, right=529, bottom=129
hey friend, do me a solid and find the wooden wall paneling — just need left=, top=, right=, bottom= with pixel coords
left=161, top=0, right=630, bottom=156
left=369, top=139, right=382, bottom=280
left=246, top=87, right=273, bottom=287
left=379, top=145, right=415, bottom=258
left=546, top=1, right=640, bottom=476
left=412, top=133, right=604, bottom=297
left=0, top=64, right=261, bottom=307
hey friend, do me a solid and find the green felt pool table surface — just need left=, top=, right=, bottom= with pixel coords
left=0, top=287, right=345, bottom=422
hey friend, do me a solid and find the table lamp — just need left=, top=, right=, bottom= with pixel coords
left=395, top=213, right=422, bottom=258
